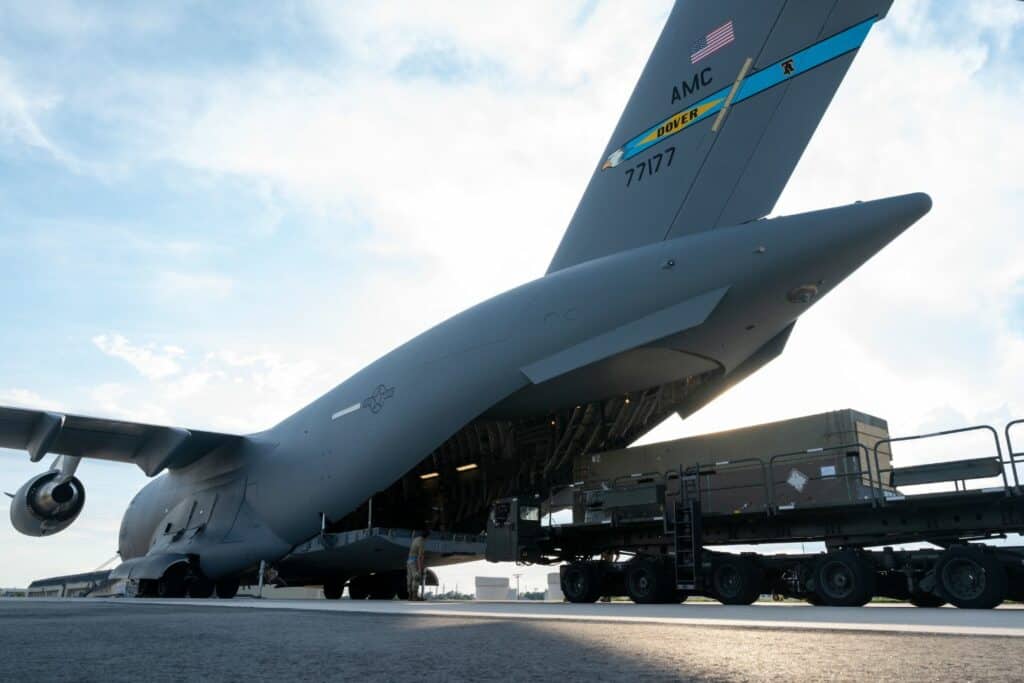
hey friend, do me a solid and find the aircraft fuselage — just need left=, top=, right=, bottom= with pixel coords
left=118, top=193, right=931, bottom=581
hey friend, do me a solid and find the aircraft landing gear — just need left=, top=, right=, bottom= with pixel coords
left=156, top=564, right=188, bottom=598
left=323, top=579, right=344, bottom=600
left=215, top=577, right=240, bottom=599
left=187, top=576, right=215, bottom=599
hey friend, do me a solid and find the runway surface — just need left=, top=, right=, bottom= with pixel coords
left=132, top=595, right=1024, bottom=638
left=3, top=599, right=1024, bottom=681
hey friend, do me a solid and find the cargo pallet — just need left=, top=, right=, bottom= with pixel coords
left=486, top=419, right=1024, bottom=609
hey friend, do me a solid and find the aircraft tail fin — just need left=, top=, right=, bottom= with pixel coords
left=547, top=0, right=892, bottom=273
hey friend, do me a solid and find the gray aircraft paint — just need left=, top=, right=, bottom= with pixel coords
left=2, top=1, right=929, bottom=584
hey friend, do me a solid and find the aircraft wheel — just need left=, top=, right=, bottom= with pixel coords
left=157, top=565, right=188, bottom=599
left=366, top=572, right=396, bottom=599
left=348, top=575, right=372, bottom=600
left=323, top=581, right=344, bottom=600
left=813, top=551, right=875, bottom=607
left=710, top=555, right=763, bottom=605
left=561, top=563, right=601, bottom=603
left=625, top=559, right=666, bottom=604
left=908, top=591, right=946, bottom=608
left=215, top=577, right=240, bottom=599
left=935, top=546, right=1007, bottom=609
left=187, top=577, right=215, bottom=599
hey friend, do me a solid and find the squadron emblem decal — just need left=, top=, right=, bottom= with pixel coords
left=601, top=17, right=878, bottom=171
left=365, top=384, right=395, bottom=414
left=331, top=384, right=396, bottom=420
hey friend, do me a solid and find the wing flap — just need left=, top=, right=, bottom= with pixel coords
left=521, top=286, right=729, bottom=385
left=0, top=405, right=239, bottom=476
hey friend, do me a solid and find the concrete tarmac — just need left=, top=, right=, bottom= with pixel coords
left=142, top=595, right=1024, bottom=638
left=3, top=599, right=1024, bottom=681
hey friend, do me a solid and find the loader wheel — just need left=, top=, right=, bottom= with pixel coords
left=562, top=563, right=601, bottom=603
left=626, top=559, right=665, bottom=604
left=908, top=591, right=946, bottom=608
left=711, top=555, right=763, bottom=605
left=813, top=551, right=875, bottom=607
left=935, top=546, right=1007, bottom=609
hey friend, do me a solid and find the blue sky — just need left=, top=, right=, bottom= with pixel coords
left=1, top=1, right=1022, bottom=590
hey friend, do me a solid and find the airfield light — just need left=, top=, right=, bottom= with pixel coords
left=419, top=472, right=440, bottom=480
left=456, top=463, right=478, bottom=473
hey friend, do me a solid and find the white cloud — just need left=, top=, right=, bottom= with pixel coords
left=80, top=337, right=330, bottom=433
left=92, top=333, right=184, bottom=380
left=0, top=61, right=67, bottom=160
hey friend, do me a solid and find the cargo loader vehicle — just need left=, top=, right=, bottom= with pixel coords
left=486, top=410, right=1024, bottom=609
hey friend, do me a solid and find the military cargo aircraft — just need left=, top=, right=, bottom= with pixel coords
left=2, top=0, right=931, bottom=599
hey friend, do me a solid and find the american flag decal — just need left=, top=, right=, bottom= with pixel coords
left=690, top=20, right=735, bottom=64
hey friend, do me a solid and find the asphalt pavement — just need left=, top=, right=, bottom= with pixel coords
left=2, top=599, right=1022, bottom=681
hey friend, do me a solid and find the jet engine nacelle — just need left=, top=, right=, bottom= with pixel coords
left=9, top=470, right=86, bottom=536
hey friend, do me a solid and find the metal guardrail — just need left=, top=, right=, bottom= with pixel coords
left=1007, top=419, right=1024, bottom=489
left=542, top=420, right=1023, bottom=527
left=873, top=424, right=1009, bottom=496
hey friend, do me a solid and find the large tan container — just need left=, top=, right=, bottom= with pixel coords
left=574, top=410, right=892, bottom=516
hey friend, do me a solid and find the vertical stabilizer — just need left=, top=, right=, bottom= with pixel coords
left=548, top=0, right=892, bottom=273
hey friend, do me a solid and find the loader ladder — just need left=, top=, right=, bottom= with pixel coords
left=674, top=469, right=703, bottom=591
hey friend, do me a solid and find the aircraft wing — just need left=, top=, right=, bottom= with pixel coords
left=0, top=405, right=240, bottom=476
left=548, top=0, right=893, bottom=272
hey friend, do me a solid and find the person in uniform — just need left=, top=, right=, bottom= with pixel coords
left=407, top=529, right=429, bottom=600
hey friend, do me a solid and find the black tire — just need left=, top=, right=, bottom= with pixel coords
left=187, top=577, right=215, bottom=599
left=1008, top=569, right=1024, bottom=602
left=625, top=559, right=665, bottom=604
left=348, top=575, right=372, bottom=600
left=136, top=579, right=157, bottom=598
left=215, top=578, right=240, bottom=599
left=710, top=555, right=763, bottom=606
left=366, top=573, right=396, bottom=600
left=561, top=563, right=601, bottom=603
left=935, top=545, right=1007, bottom=609
left=908, top=591, right=946, bottom=608
left=813, top=551, right=876, bottom=607
left=157, top=565, right=188, bottom=599
left=323, top=581, right=343, bottom=600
